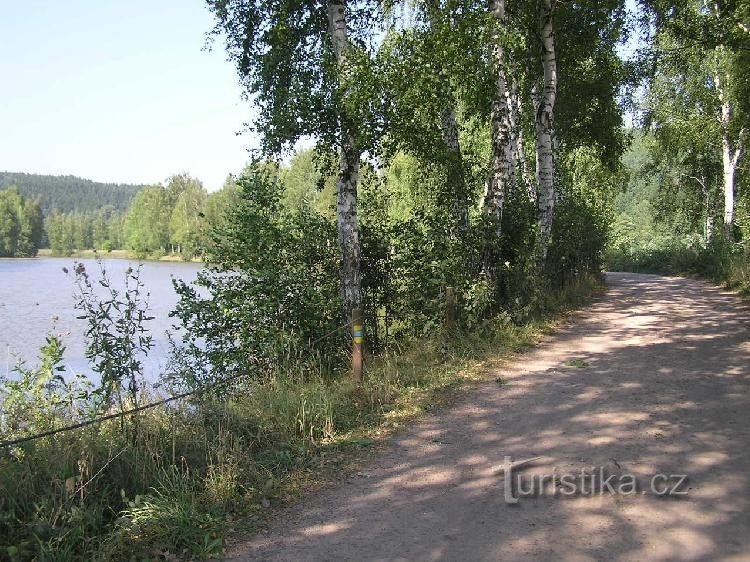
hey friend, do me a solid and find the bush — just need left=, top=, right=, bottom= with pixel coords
left=169, top=165, right=342, bottom=391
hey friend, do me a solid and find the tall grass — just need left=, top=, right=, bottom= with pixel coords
left=0, top=274, right=601, bottom=561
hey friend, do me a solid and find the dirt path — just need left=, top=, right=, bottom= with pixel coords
left=229, top=273, right=750, bottom=561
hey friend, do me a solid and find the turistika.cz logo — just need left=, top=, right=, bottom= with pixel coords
left=497, top=456, right=689, bottom=504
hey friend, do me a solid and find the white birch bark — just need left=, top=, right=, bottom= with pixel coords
left=483, top=0, right=515, bottom=230
left=689, top=173, right=716, bottom=246
left=717, top=71, right=734, bottom=241
left=716, top=70, right=746, bottom=243
left=711, top=4, right=746, bottom=243
left=534, top=0, right=557, bottom=261
left=327, top=0, right=362, bottom=319
left=721, top=135, right=736, bottom=241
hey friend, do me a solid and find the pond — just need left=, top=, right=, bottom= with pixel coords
left=0, top=257, right=203, bottom=384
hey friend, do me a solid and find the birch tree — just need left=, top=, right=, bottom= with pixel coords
left=380, top=0, right=474, bottom=235
left=714, top=53, right=747, bottom=241
left=327, top=0, right=364, bottom=320
left=207, top=0, right=380, bottom=322
left=534, top=0, right=558, bottom=261
left=424, top=0, right=470, bottom=232
left=483, top=0, right=516, bottom=228
left=705, top=0, right=748, bottom=241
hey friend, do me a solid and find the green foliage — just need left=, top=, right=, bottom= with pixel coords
left=548, top=147, right=619, bottom=284
left=112, top=470, right=224, bottom=559
left=169, top=165, right=341, bottom=389
left=0, top=0, right=641, bottom=559
left=607, top=0, right=748, bottom=283
left=30, top=172, right=222, bottom=260
left=169, top=176, right=208, bottom=260
left=0, top=336, right=98, bottom=561
left=0, top=268, right=599, bottom=561
left=279, top=149, right=336, bottom=217
left=124, top=186, right=172, bottom=258
left=0, top=187, right=43, bottom=257
left=202, top=178, right=241, bottom=229
left=207, top=0, right=380, bottom=153
left=70, top=261, right=155, bottom=412
left=0, top=262, right=159, bottom=561
left=553, top=0, right=632, bottom=168
left=46, top=208, right=126, bottom=256
left=0, top=335, right=93, bottom=439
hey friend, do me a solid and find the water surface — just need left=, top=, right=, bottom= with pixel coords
left=0, top=257, right=202, bottom=383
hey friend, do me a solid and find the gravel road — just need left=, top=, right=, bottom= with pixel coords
left=229, top=272, right=750, bottom=562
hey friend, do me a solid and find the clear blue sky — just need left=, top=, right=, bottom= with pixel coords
left=0, top=0, right=255, bottom=191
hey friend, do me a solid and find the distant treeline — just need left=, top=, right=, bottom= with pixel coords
left=0, top=155, right=332, bottom=259
left=0, top=172, right=144, bottom=214
left=44, top=173, right=242, bottom=259
left=0, top=172, right=239, bottom=260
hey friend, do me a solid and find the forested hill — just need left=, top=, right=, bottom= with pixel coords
left=0, top=172, right=144, bottom=214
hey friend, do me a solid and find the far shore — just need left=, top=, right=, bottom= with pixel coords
left=34, top=248, right=204, bottom=263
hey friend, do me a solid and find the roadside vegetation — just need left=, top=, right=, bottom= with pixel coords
left=607, top=135, right=748, bottom=295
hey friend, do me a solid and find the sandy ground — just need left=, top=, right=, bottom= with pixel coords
left=228, top=273, right=750, bottom=561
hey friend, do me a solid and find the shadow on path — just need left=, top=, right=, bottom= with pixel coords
left=229, top=272, right=750, bottom=562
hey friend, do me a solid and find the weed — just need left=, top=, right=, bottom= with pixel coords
left=565, top=358, right=590, bottom=368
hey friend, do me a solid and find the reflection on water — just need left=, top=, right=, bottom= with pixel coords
left=0, top=257, right=203, bottom=384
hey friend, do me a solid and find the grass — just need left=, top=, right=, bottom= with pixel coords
left=564, top=358, right=589, bottom=368
left=0, top=275, right=601, bottom=561
left=35, top=248, right=203, bottom=263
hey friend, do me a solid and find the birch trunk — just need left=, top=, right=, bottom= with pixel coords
left=510, top=79, right=534, bottom=203
left=327, top=0, right=362, bottom=321
left=534, top=0, right=557, bottom=262
left=716, top=69, right=735, bottom=242
left=483, top=0, right=516, bottom=231
left=694, top=173, right=716, bottom=246
left=711, top=3, right=746, bottom=244
left=441, top=106, right=469, bottom=232
left=336, top=131, right=362, bottom=320
left=721, top=135, right=737, bottom=242
left=715, top=71, right=746, bottom=243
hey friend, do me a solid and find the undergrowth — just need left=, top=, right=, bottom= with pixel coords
left=606, top=242, right=750, bottom=297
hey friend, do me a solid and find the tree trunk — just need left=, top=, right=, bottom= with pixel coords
left=721, top=136, right=736, bottom=242
left=336, top=131, right=362, bottom=322
left=716, top=68, right=736, bottom=243
left=483, top=0, right=515, bottom=232
left=694, top=172, right=716, bottom=246
left=715, top=73, right=747, bottom=244
left=534, top=0, right=557, bottom=263
left=441, top=106, right=469, bottom=232
left=327, top=0, right=363, bottom=322
left=510, top=79, right=534, bottom=203
left=706, top=209, right=716, bottom=246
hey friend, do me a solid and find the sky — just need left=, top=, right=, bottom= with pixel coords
left=0, top=0, right=256, bottom=191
